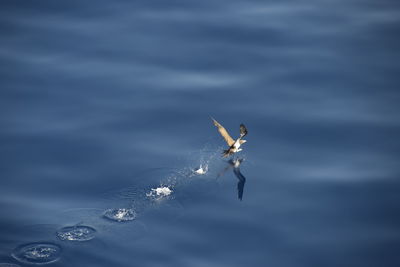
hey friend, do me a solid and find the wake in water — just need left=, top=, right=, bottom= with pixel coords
left=6, top=144, right=247, bottom=266
left=106, top=145, right=224, bottom=215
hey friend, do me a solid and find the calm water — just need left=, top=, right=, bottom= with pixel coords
left=1, top=0, right=400, bottom=266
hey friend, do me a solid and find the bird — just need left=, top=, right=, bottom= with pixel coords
left=211, top=118, right=248, bottom=157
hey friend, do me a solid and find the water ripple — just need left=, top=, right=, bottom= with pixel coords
left=103, top=208, right=137, bottom=222
left=57, top=225, right=97, bottom=241
left=11, top=242, right=61, bottom=265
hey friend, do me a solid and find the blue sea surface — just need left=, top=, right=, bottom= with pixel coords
left=1, top=0, right=400, bottom=266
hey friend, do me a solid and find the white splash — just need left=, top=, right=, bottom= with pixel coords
left=146, top=186, right=173, bottom=198
left=103, top=208, right=137, bottom=222
left=115, top=209, right=128, bottom=219
left=194, top=164, right=208, bottom=175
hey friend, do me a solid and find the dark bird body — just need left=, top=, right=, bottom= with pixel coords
left=211, top=118, right=248, bottom=157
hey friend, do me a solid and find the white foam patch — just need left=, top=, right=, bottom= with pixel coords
left=147, top=187, right=173, bottom=198
left=193, top=164, right=208, bottom=175
left=146, top=186, right=174, bottom=203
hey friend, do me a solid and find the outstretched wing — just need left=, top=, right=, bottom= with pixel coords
left=211, top=118, right=235, bottom=146
left=239, top=124, right=248, bottom=138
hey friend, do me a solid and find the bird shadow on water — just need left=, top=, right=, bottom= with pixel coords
left=217, top=158, right=247, bottom=201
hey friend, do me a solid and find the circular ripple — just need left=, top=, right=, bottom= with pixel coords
left=11, top=242, right=61, bottom=265
left=103, top=208, right=136, bottom=222
left=57, top=225, right=97, bottom=242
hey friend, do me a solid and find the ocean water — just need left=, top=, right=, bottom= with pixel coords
left=1, top=0, right=400, bottom=266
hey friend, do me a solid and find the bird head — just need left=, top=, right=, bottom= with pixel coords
left=239, top=139, right=247, bottom=144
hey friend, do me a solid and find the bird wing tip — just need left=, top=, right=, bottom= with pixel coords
left=210, top=117, right=219, bottom=126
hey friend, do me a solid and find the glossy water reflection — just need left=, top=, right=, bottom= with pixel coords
left=1, top=0, right=400, bottom=266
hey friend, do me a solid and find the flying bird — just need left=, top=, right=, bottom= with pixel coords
left=211, top=118, right=248, bottom=157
